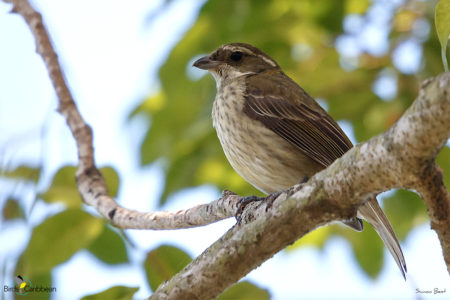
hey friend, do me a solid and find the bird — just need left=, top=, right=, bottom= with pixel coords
left=193, top=43, right=407, bottom=278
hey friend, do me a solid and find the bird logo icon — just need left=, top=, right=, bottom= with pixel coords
left=15, top=275, right=31, bottom=295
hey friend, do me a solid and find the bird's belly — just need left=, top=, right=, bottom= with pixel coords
left=213, top=93, right=322, bottom=194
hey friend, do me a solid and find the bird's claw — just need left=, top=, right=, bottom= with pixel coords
left=236, top=192, right=283, bottom=222
left=298, top=176, right=309, bottom=184
left=236, top=195, right=264, bottom=222
left=264, top=191, right=282, bottom=211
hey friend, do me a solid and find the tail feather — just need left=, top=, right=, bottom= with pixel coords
left=357, top=197, right=407, bottom=279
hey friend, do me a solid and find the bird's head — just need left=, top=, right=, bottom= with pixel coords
left=193, top=43, right=279, bottom=85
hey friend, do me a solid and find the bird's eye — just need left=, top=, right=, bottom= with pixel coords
left=230, top=51, right=243, bottom=62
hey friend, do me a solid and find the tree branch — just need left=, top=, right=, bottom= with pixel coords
left=6, top=0, right=450, bottom=298
left=5, top=0, right=241, bottom=230
left=150, top=73, right=450, bottom=299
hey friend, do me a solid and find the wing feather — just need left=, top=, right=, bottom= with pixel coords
left=244, top=72, right=353, bottom=167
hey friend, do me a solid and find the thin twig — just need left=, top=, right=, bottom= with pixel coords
left=5, top=0, right=241, bottom=229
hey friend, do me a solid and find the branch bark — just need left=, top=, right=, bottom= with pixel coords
left=5, top=0, right=450, bottom=299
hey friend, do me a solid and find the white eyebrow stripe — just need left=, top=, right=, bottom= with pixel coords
left=222, top=45, right=278, bottom=67
left=258, top=55, right=277, bottom=67
left=222, top=45, right=254, bottom=55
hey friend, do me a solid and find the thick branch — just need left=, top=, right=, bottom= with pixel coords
left=415, top=164, right=450, bottom=269
left=151, top=73, right=450, bottom=299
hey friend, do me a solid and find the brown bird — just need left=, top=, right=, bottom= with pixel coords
left=193, top=43, right=406, bottom=278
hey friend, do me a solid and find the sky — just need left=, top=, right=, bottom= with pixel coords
left=0, top=0, right=449, bottom=299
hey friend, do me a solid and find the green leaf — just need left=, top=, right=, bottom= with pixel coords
left=2, top=198, right=25, bottom=220
left=345, top=0, right=370, bottom=14
left=287, top=226, right=332, bottom=250
left=87, top=226, right=128, bottom=265
left=338, top=223, right=383, bottom=278
left=383, top=189, right=428, bottom=240
left=313, top=1, right=345, bottom=34
left=16, top=209, right=103, bottom=276
left=81, top=286, right=138, bottom=300
left=101, top=166, right=120, bottom=197
left=0, top=165, right=40, bottom=182
left=39, top=166, right=80, bottom=207
left=40, top=165, right=120, bottom=208
left=144, top=245, right=192, bottom=291
left=435, top=0, right=450, bottom=71
left=218, top=281, right=270, bottom=300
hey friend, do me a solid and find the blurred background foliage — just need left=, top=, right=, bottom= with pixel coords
left=1, top=0, right=449, bottom=298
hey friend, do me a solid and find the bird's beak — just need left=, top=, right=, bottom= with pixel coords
left=193, top=55, right=221, bottom=70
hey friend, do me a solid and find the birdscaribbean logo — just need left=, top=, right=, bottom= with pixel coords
left=2, top=275, right=56, bottom=296
left=15, top=275, right=32, bottom=296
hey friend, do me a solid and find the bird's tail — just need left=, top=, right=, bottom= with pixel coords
left=357, top=197, right=407, bottom=279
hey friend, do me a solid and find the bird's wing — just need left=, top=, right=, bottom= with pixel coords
left=244, top=75, right=406, bottom=273
left=244, top=73, right=353, bottom=167
left=244, top=72, right=365, bottom=233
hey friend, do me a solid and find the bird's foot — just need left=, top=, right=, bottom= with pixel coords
left=291, top=176, right=309, bottom=193
left=236, top=195, right=264, bottom=222
left=298, top=176, right=309, bottom=184
left=236, top=192, right=282, bottom=222
left=264, top=191, right=282, bottom=211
